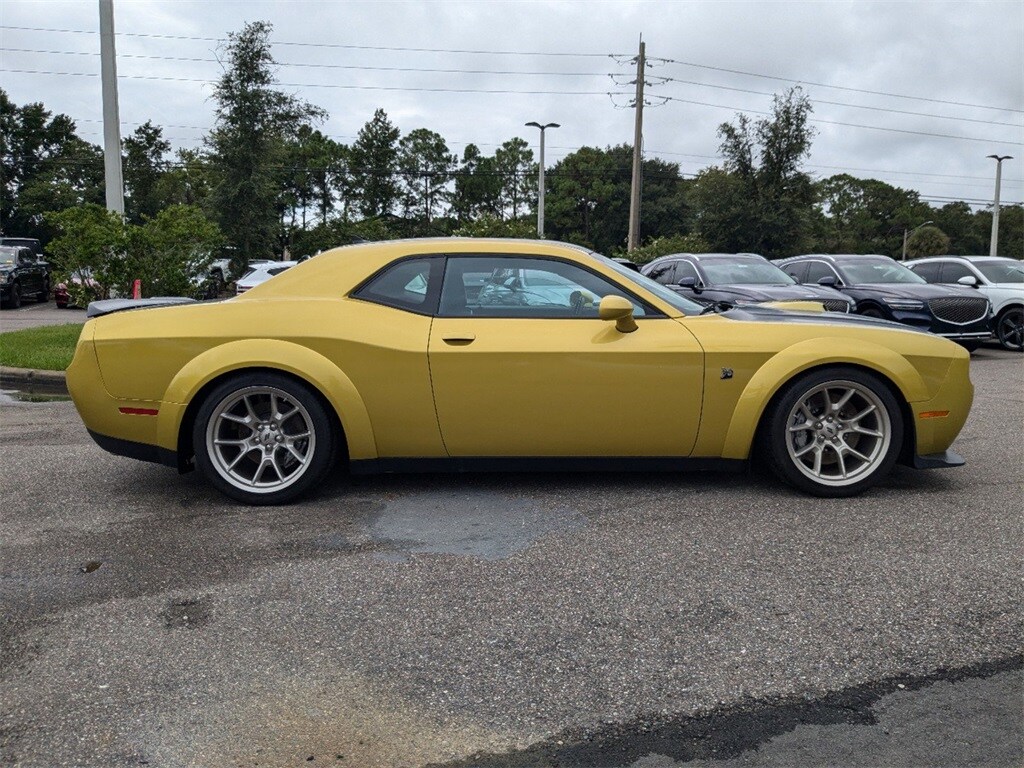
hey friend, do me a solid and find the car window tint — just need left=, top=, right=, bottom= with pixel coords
left=939, top=262, right=973, bottom=283
left=674, top=261, right=700, bottom=283
left=354, top=258, right=436, bottom=312
left=646, top=262, right=677, bottom=285
left=440, top=256, right=648, bottom=318
left=783, top=261, right=808, bottom=282
left=805, top=262, right=839, bottom=284
left=910, top=262, right=942, bottom=282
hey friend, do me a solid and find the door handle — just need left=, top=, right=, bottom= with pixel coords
left=442, top=333, right=476, bottom=344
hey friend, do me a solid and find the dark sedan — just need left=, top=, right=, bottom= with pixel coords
left=776, top=254, right=992, bottom=347
left=640, top=253, right=854, bottom=312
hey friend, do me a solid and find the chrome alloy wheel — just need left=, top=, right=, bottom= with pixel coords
left=784, top=380, right=892, bottom=487
left=205, top=386, right=316, bottom=494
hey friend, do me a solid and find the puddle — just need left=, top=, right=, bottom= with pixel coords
left=365, top=488, right=586, bottom=561
left=0, top=388, right=71, bottom=404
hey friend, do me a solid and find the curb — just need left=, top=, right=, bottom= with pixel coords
left=0, top=366, right=69, bottom=396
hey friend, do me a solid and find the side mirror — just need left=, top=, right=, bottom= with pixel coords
left=817, top=276, right=838, bottom=287
left=678, top=276, right=699, bottom=292
left=957, top=275, right=979, bottom=287
left=599, top=295, right=638, bottom=334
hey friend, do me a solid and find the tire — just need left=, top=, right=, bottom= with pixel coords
left=8, top=283, right=21, bottom=309
left=859, top=307, right=885, bottom=319
left=192, top=372, right=337, bottom=505
left=957, top=341, right=981, bottom=353
left=996, top=307, right=1023, bottom=352
left=761, top=367, right=904, bottom=497
left=36, top=279, right=50, bottom=303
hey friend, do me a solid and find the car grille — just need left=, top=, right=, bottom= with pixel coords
left=928, top=297, right=988, bottom=325
left=822, top=299, right=850, bottom=313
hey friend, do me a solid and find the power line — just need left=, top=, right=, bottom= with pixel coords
left=0, top=25, right=622, bottom=57
left=648, top=92, right=1024, bottom=146
left=650, top=55, right=1024, bottom=114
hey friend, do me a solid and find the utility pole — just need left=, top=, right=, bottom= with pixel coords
left=987, top=154, right=1012, bottom=256
left=627, top=37, right=645, bottom=252
left=99, top=0, right=124, bottom=215
left=525, top=121, right=559, bottom=237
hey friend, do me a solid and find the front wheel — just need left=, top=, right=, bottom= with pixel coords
left=996, top=307, right=1023, bottom=352
left=192, top=372, right=337, bottom=505
left=8, top=283, right=22, bottom=309
left=36, top=279, right=50, bottom=303
left=762, top=367, right=904, bottom=497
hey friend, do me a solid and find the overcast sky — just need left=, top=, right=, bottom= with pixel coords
left=2, top=0, right=1022, bottom=209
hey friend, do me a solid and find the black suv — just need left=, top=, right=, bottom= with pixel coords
left=640, top=253, right=854, bottom=312
left=776, top=254, right=992, bottom=346
left=0, top=246, right=50, bottom=308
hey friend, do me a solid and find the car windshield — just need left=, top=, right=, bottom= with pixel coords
left=976, top=260, right=1024, bottom=283
left=589, top=252, right=705, bottom=314
left=700, top=257, right=796, bottom=286
left=837, top=259, right=926, bottom=284
left=0, top=249, right=16, bottom=266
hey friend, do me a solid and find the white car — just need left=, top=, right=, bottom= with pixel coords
left=235, top=261, right=298, bottom=295
left=907, top=256, right=1024, bottom=351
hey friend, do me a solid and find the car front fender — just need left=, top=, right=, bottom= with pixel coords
left=155, top=338, right=377, bottom=460
left=719, top=337, right=930, bottom=460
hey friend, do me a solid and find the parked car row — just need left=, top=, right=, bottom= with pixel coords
left=639, top=251, right=1022, bottom=352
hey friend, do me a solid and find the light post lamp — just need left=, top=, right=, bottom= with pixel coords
left=525, top=121, right=559, bottom=238
left=987, top=154, right=1013, bottom=256
left=901, top=220, right=933, bottom=260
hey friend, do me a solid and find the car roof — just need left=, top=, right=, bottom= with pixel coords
left=647, top=252, right=765, bottom=263
left=778, top=254, right=892, bottom=263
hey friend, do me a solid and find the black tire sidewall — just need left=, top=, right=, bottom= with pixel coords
left=997, top=308, right=1023, bottom=352
left=10, top=283, right=21, bottom=309
left=763, top=367, right=904, bottom=497
left=192, top=372, right=336, bottom=505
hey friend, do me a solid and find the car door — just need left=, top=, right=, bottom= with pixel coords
left=428, top=254, right=705, bottom=458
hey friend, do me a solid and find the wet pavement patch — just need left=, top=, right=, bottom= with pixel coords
left=78, top=560, right=102, bottom=574
left=428, top=656, right=1024, bottom=768
left=161, top=597, right=212, bottom=630
left=365, top=488, right=587, bottom=561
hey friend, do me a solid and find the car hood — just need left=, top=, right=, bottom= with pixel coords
left=720, top=304, right=928, bottom=333
left=705, top=284, right=849, bottom=303
left=849, top=282, right=980, bottom=300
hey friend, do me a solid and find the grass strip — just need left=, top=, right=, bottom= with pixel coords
left=0, top=323, right=83, bottom=371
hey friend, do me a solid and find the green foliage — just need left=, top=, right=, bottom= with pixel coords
left=451, top=215, right=537, bottom=239
left=45, top=204, right=128, bottom=306
left=0, top=323, right=83, bottom=371
left=350, top=109, right=401, bottom=218
left=700, top=88, right=817, bottom=257
left=398, top=129, right=456, bottom=227
left=906, top=225, right=951, bottom=259
left=618, top=233, right=711, bottom=264
left=206, top=21, right=326, bottom=269
left=46, top=203, right=222, bottom=301
left=494, top=138, right=536, bottom=219
left=122, top=121, right=171, bottom=223
left=452, top=144, right=503, bottom=222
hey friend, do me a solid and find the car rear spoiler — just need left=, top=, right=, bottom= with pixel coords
left=86, top=297, right=199, bottom=318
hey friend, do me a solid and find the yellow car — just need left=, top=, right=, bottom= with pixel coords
left=66, top=238, right=973, bottom=504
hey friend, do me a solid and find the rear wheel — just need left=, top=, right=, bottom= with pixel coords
left=996, top=307, right=1023, bottom=352
left=36, top=278, right=50, bottom=303
left=8, top=283, right=21, bottom=309
left=762, top=367, right=903, bottom=497
left=193, top=372, right=337, bottom=505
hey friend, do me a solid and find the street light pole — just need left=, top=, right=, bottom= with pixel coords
left=98, top=0, right=124, bottom=215
left=901, top=220, right=933, bottom=260
left=987, top=154, right=1013, bottom=257
left=525, top=121, right=559, bottom=238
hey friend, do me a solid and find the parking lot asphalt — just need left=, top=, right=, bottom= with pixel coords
left=0, top=303, right=86, bottom=332
left=0, top=348, right=1021, bottom=767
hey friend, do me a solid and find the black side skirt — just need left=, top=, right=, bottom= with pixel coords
left=87, top=429, right=178, bottom=469
left=349, top=456, right=745, bottom=475
left=911, top=450, right=966, bottom=470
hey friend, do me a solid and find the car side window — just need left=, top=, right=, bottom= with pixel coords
left=805, top=261, right=840, bottom=285
left=352, top=257, right=440, bottom=314
left=939, top=262, right=973, bottom=283
left=911, top=262, right=942, bottom=282
left=674, top=261, right=700, bottom=284
left=439, top=256, right=650, bottom=318
left=646, top=262, right=677, bottom=285
left=784, top=261, right=808, bottom=282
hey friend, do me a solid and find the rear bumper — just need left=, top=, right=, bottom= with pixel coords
left=87, top=429, right=178, bottom=468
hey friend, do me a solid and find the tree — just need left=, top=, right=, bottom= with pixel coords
left=122, top=121, right=171, bottom=223
left=206, top=21, right=325, bottom=271
left=126, top=205, right=224, bottom=297
left=621, top=233, right=710, bottom=263
left=1, top=90, right=103, bottom=243
left=700, top=87, right=817, bottom=257
left=905, top=225, right=951, bottom=259
left=157, top=148, right=214, bottom=209
left=45, top=204, right=128, bottom=306
left=397, top=128, right=456, bottom=228
left=349, top=109, right=401, bottom=218
left=494, top=138, right=536, bottom=219
left=451, top=144, right=503, bottom=222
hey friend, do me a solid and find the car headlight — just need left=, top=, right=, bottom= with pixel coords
left=882, top=298, right=925, bottom=310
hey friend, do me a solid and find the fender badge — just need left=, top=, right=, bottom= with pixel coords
left=720, top=367, right=734, bottom=380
